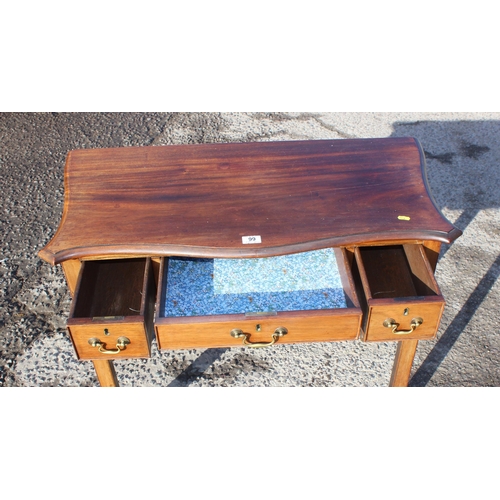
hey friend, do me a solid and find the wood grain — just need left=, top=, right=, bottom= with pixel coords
left=354, top=244, right=445, bottom=341
left=61, top=259, right=81, bottom=296
left=154, top=247, right=363, bottom=349
left=37, top=139, right=462, bottom=387
left=67, top=258, right=155, bottom=360
left=334, top=247, right=361, bottom=308
left=92, top=360, right=119, bottom=387
left=68, top=321, right=150, bottom=360
left=389, top=340, right=419, bottom=387
left=39, top=138, right=461, bottom=265
left=422, top=240, right=441, bottom=272
left=403, top=243, right=441, bottom=295
left=363, top=299, right=445, bottom=341
left=356, top=246, right=418, bottom=299
left=156, top=311, right=361, bottom=350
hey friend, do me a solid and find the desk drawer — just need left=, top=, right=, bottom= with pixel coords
left=155, top=248, right=362, bottom=349
left=67, top=258, right=156, bottom=360
left=354, top=244, right=445, bottom=342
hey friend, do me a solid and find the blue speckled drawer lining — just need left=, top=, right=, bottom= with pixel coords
left=163, top=248, right=347, bottom=317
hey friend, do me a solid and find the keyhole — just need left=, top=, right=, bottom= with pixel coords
left=403, top=308, right=409, bottom=316
left=256, top=324, right=261, bottom=332
left=104, top=328, right=110, bottom=336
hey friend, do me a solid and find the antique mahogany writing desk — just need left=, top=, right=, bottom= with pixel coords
left=39, top=138, right=462, bottom=387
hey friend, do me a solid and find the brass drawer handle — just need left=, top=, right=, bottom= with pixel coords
left=88, top=336, right=131, bottom=354
left=383, top=317, right=423, bottom=335
left=230, top=327, right=288, bottom=348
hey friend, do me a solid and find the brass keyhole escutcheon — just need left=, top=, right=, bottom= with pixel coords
left=104, top=328, right=110, bottom=336
left=403, top=308, right=409, bottom=316
left=256, top=324, right=261, bottom=332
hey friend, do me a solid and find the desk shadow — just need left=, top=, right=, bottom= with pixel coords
left=167, top=348, right=228, bottom=386
left=166, top=347, right=272, bottom=387
left=410, top=254, right=500, bottom=386
left=391, top=119, right=500, bottom=386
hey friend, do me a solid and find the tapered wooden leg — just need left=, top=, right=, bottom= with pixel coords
left=390, top=340, right=418, bottom=387
left=92, top=360, right=119, bottom=387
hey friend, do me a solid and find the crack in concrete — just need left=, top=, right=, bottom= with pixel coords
left=310, top=115, right=358, bottom=139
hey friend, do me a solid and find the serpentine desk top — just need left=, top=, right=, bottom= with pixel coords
left=39, top=137, right=462, bottom=265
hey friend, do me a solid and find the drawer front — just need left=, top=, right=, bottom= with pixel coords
left=156, top=310, right=361, bottom=350
left=363, top=299, right=444, bottom=342
left=68, top=320, right=150, bottom=359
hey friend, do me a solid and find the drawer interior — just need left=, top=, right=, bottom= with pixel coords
left=159, top=248, right=350, bottom=319
left=356, top=244, right=440, bottom=300
left=72, top=258, right=148, bottom=318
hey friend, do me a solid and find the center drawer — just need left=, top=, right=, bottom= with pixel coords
left=155, top=248, right=362, bottom=349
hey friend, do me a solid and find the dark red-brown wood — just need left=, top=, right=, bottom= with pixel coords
left=39, top=138, right=461, bottom=265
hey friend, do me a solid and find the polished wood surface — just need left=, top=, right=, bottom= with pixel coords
left=155, top=248, right=362, bottom=349
left=71, top=259, right=146, bottom=318
left=37, top=139, right=463, bottom=387
left=358, top=246, right=419, bottom=299
left=422, top=240, right=441, bottom=272
left=68, top=321, right=150, bottom=360
left=354, top=244, right=445, bottom=342
left=67, top=257, right=156, bottom=360
left=92, top=360, right=119, bottom=387
left=39, top=138, right=461, bottom=265
left=362, top=299, right=445, bottom=341
left=390, top=340, right=419, bottom=387
left=156, top=313, right=362, bottom=350
left=61, top=259, right=81, bottom=297
left=334, top=247, right=360, bottom=308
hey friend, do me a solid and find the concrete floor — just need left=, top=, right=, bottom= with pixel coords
left=1, top=112, right=499, bottom=387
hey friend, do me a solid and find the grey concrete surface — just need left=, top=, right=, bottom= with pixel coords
left=1, top=112, right=499, bottom=387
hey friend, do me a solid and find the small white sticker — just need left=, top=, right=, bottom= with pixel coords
left=242, top=235, right=262, bottom=244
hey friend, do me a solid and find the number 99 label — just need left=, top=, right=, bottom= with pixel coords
left=242, top=235, right=262, bottom=244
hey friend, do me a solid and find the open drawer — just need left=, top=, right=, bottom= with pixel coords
left=155, top=248, right=362, bottom=350
left=354, top=244, right=445, bottom=342
left=67, top=258, right=156, bottom=360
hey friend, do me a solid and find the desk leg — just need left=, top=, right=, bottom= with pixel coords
left=92, top=360, right=119, bottom=387
left=390, top=340, right=418, bottom=387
